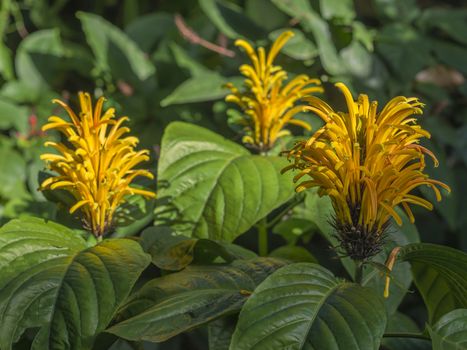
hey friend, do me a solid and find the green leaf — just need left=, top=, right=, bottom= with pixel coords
left=15, top=28, right=66, bottom=89
left=319, top=0, right=355, bottom=23
left=373, top=0, right=420, bottom=23
left=208, top=315, right=237, bottom=350
left=269, top=246, right=317, bottom=263
left=418, top=8, right=467, bottom=46
left=125, top=12, right=175, bottom=52
left=269, top=29, right=318, bottom=61
left=160, top=74, right=242, bottom=106
left=0, top=99, right=28, bottom=131
left=429, top=309, right=467, bottom=349
left=77, top=12, right=155, bottom=81
left=140, top=226, right=256, bottom=270
left=0, top=42, right=13, bottom=80
left=0, top=217, right=150, bottom=350
left=271, top=0, right=346, bottom=75
left=382, top=312, right=431, bottom=350
left=106, top=258, right=286, bottom=342
left=363, top=208, right=420, bottom=315
left=399, top=243, right=467, bottom=324
left=0, top=143, right=27, bottom=200
left=376, top=24, right=431, bottom=81
left=0, top=217, right=86, bottom=349
left=199, top=0, right=264, bottom=39
left=272, top=217, right=316, bottom=245
left=155, top=122, right=295, bottom=241
left=230, top=263, right=387, bottom=349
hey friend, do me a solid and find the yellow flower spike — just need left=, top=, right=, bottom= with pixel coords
left=40, top=92, right=156, bottom=238
left=226, top=31, right=323, bottom=152
left=283, top=83, right=450, bottom=261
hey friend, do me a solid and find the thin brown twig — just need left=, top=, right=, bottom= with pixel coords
left=174, top=13, right=235, bottom=58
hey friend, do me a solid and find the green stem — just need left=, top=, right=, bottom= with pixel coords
left=97, top=235, right=103, bottom=243
left=383, top=332, right=430, bottom=341
left=258, top=217, right=268, bottom=256
left=354, top=261, right=364, bottom=284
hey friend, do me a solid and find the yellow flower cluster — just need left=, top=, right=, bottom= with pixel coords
left=283, top=83, right=450, bottom=258
left=40, top=92, right=155, bottom=238
left=226, top=31, right=323, bottom=152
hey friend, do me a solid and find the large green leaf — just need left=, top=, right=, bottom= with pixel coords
left=0, top=217, right=150, bottom=350
left=78, top=12, right=155, bottom=81
left=399, top=243, right=467, bottom=324
left=155, top=122, right=295, bottom=241
left=0, top=218, right=87, bottom=349
left=429, top=309, right=467, bottom=349
left=230, top=263, right=387, bottom=350
left=106, top=258, right=286, bottom=342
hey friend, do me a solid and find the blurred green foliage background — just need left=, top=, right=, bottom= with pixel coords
left=0, top=0, right=466, bottom=348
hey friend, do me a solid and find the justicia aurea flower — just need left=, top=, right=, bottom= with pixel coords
left=225, top=31, right=323, bottom=152
left=40, top=92, right=155, bottom=238
left=283, top=83, right=450, bottom=262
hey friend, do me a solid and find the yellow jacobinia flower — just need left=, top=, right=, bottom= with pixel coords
left=225, top=31, right=323, bottom=152
left=40, top=92, right=156, bottom=238
left=283, top=83, right=450, bottom=260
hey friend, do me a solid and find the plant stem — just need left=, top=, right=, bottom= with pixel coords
left=258, top=217, right=268, bottom=256
left=383, top=332, right=430, bottom=340
left=355, top=261, right=364, bottom=284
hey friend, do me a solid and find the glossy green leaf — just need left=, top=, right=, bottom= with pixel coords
left=231, top=263, right=387, bottom=350
left=155, top=122, right=295, bottom=241
left=107, top=258, right=286, bottom=342
left=0, top=144, right=28, bottom=200
left=399, top=243, right=467, bottom=324
left=0, top=217, right=150, bottom=350
left=78, top=12, right=155, bottom=81
left=429, top=309, right=467, bottom=349
left=0, top=217, right=87, bottom=349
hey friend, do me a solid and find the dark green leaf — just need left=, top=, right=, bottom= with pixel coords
left=155, top=122, right=295, bottom=241
left=140, top=226, right=256, bottom=270
left=0, top=217, right=87, bottom=349
left=382, top=312, right=431, bottom=350
left=106, top=258, right=286, bottom=342
left=271, top=0, right=346, bottom=75
left=125, top=12, right=175, bottom=52
left=429, top=309, right=467, bottom=349
left=208, top=315, right=237, bottom=350
left=231, top=263, right=387, bottom=349
left=78, top=12, right=155, bottom=81
left=0, top=217, right=150, bottom=350
left=399, top=243, right=467, bottom=324
left=269, top=245, right=317, bottom=263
